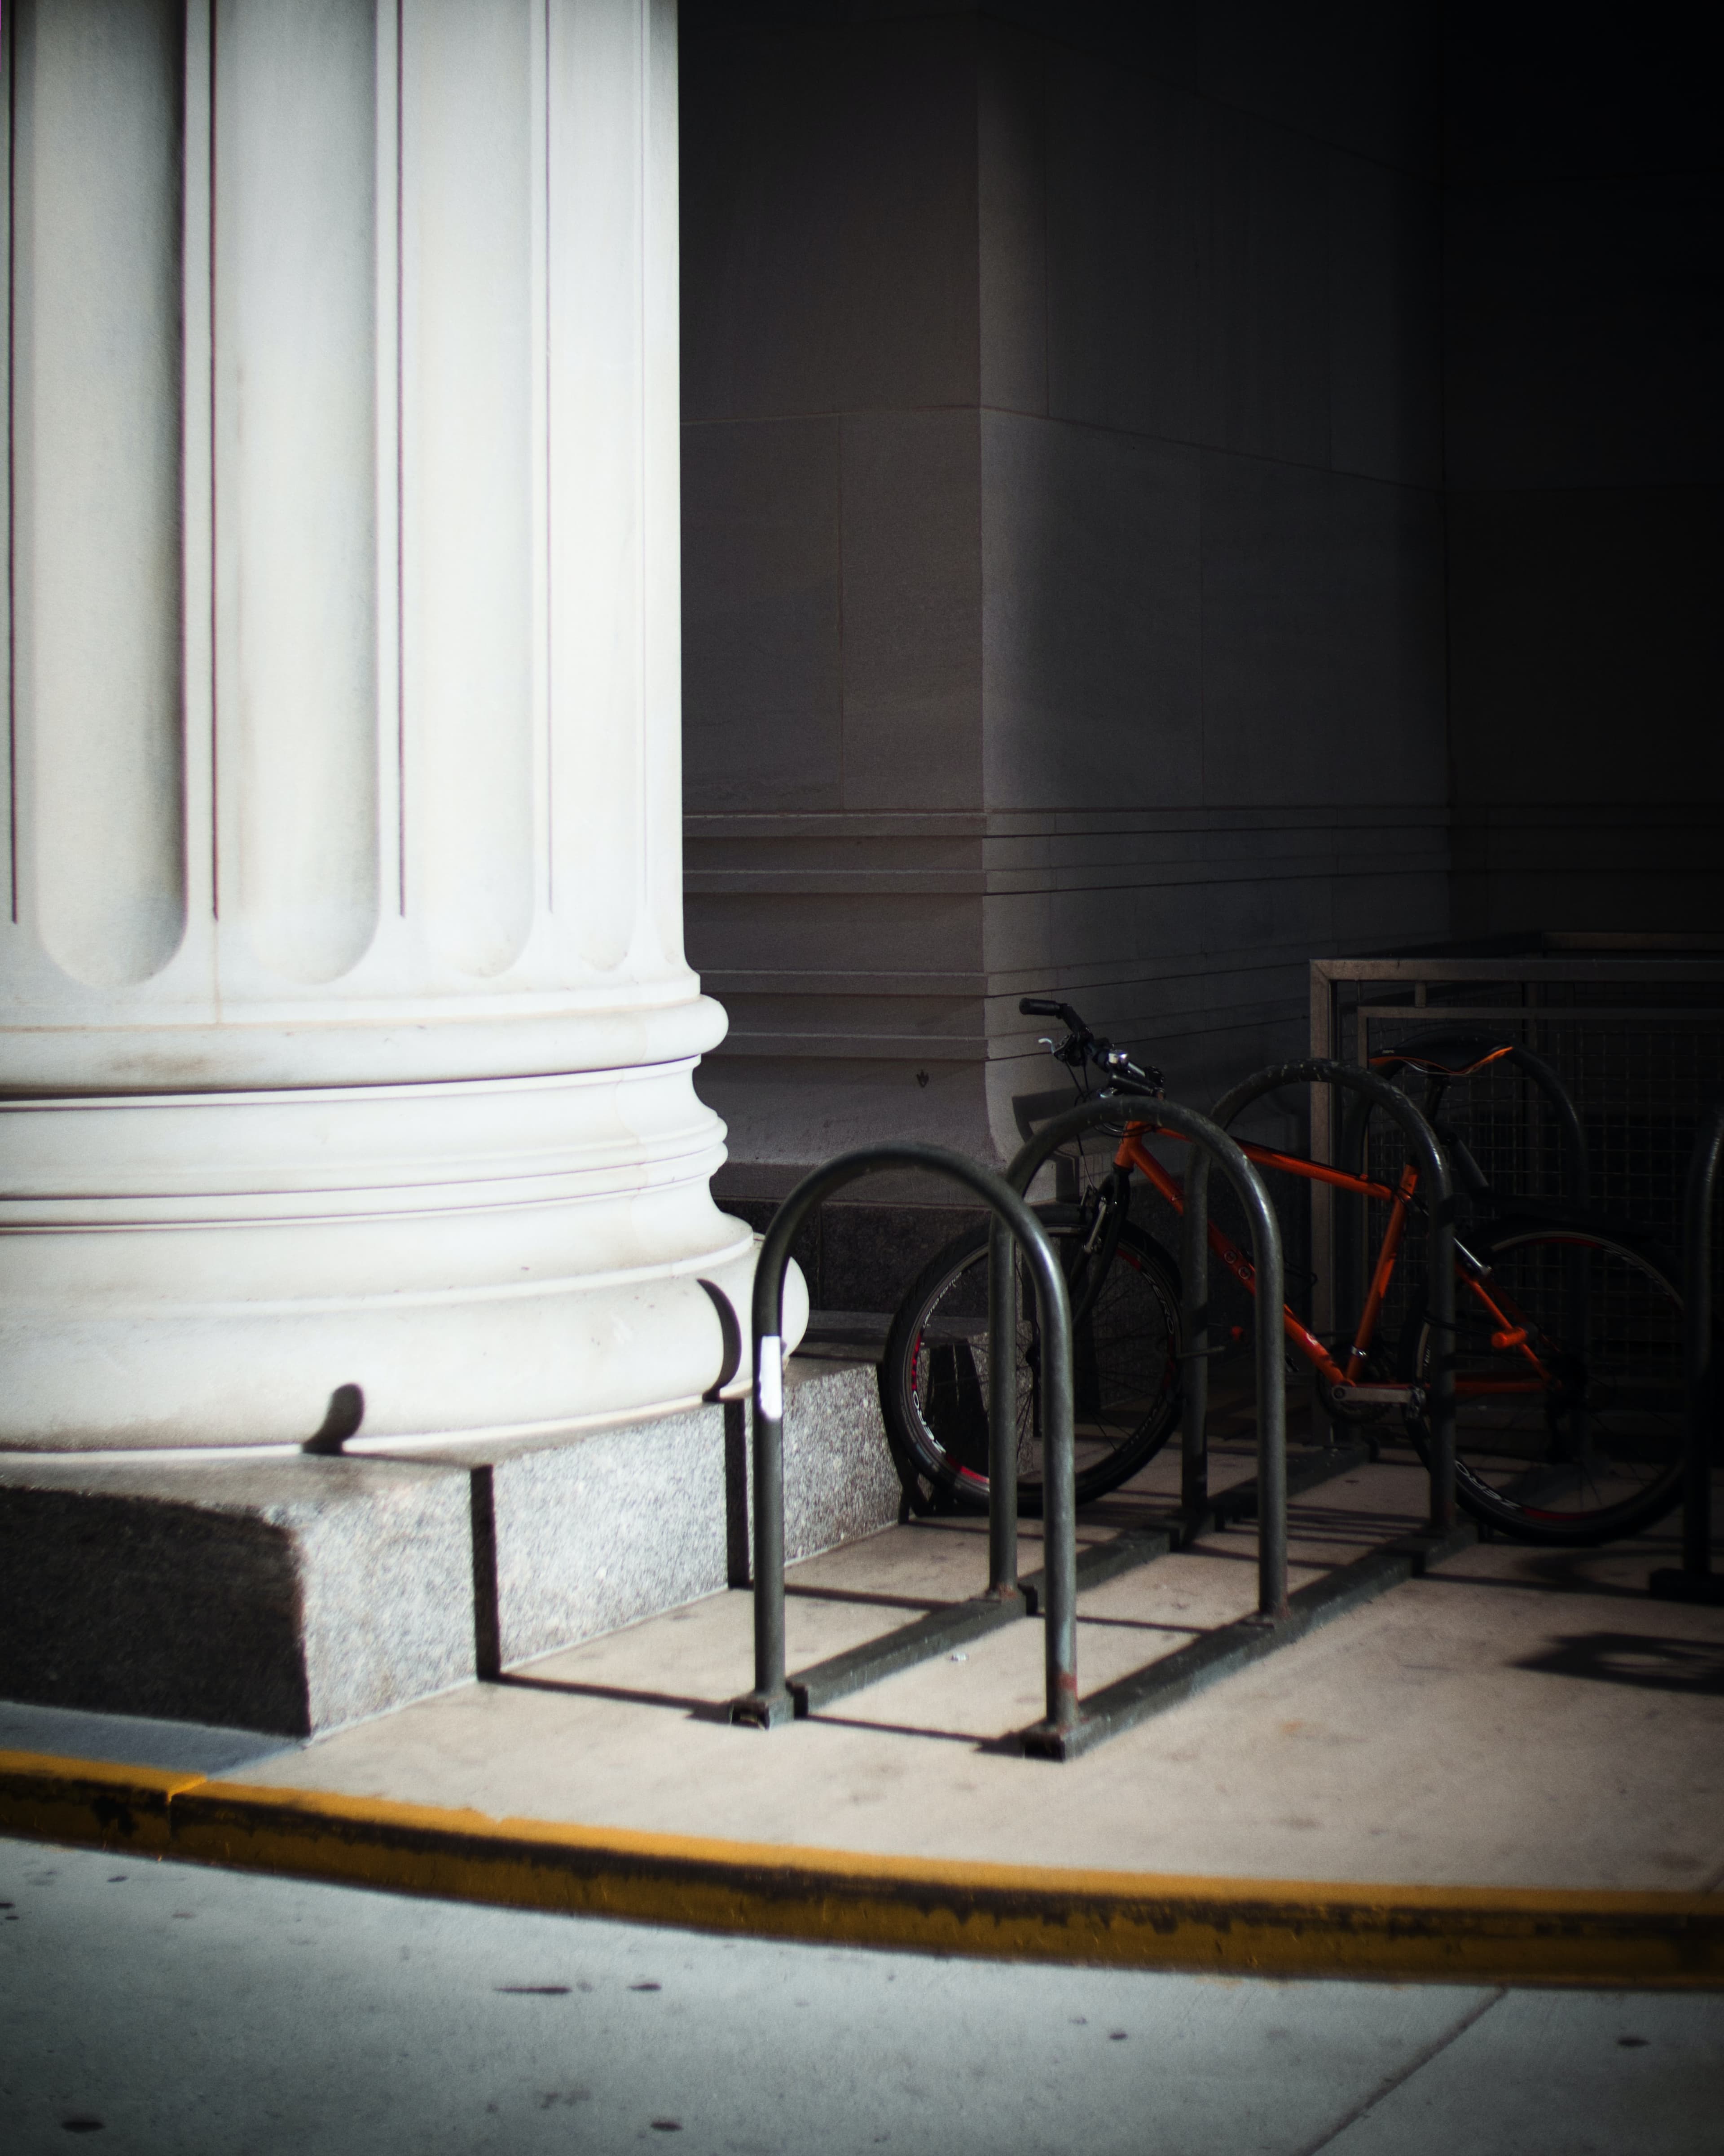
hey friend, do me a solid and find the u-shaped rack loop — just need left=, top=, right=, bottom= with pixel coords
left=1210, top=1060, right=1458, bottom=1535
left=1002, top=1069, right=1473, bottom=1763
left=1001, top=1094, right=1288, bottom=1627
left=999, top=1095, right=1290, bottom=1760
left=1650, top=1102, right=1724, bottom=1605
left=731, top=1142, right=1074, bottom=1733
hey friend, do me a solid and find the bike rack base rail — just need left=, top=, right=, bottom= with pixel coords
left=1012, top=1439, right=1377, bottom=1613
left=1023, top=1519, right=1477, bottom=1760
left=794, top=1516, right=1190, bottom=1718
left=1650, top=1102, right=1724, bottom=1606
left=786, top=1590, right=1027, bottom=1716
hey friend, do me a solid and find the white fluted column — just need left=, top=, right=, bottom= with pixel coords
left=0, top=0, right=796, bottom=1454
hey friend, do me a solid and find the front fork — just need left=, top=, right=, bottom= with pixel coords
left=1079, top=1166, right=1130, bottom=1249
left=1069, top=1168, right=1131, bottom=1327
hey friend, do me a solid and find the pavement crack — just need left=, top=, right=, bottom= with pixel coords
left=1287, top=1988, right=1506, bottom=2156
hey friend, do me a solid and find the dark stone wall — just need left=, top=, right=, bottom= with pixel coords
left=0, top=1485, right=312, bottom=1734
left=681, top=1, right=1452, bottom=1261
left=679, top=2, right=1723, bottom=1311
left=1442, top=2, right=1724, bottom=934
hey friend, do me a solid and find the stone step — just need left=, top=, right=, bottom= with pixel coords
left=0, top=1359, right=895, bottom=1741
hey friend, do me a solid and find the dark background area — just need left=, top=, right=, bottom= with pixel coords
left=677, top=1, right=1723, bottom=1309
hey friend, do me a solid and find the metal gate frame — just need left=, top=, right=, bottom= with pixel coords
left=1310, top=935, right=1724, bottom=1378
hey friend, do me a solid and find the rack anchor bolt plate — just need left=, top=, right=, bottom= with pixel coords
left=729, top=1689, right=797, bottom=1730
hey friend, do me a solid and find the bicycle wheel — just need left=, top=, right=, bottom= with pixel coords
left=879, top=1211, right=1183, bottom=1516
left=1399, top=1226, right=1686, bottom=1545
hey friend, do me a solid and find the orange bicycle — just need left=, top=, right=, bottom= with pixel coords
left=881, top=1001, right=1686, bottom=1545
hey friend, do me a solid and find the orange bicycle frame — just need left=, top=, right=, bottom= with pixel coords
left=1109, top=1124, right=1557, bottom=1396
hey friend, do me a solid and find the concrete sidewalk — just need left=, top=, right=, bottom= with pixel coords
left=3, top=1409, right=1721, bottom=1986
left=187, top=1441, right=1724, bottom=1892
left=7, top=1834, right=1723, bottom=2156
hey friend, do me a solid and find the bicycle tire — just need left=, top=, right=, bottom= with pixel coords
left=879, top=1210, right=1183, bottom=1517
left=1399, top=1225, right=1686, bottom=1545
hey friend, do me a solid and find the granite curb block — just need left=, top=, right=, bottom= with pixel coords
left=0, top=1457, right=476, bottom=1736
left=4, top=1748, right=1721, bottom=1989
left=0, top=1358, right=897, bottom=1735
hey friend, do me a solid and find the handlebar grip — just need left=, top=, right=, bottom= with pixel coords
left=1019, top=996, right=1086, bottom=1031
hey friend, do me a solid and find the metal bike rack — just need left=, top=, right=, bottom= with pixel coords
left=730, top=1143, right=1075, bottom=1734
left=997, top=1094, right=1289, bottom=1760
left=1649, top=1102, right=1724, bottom=1606
left=731, top=1074, right=1469, bottom=1762
left=1029, top=1062, right=1474, bottom=1762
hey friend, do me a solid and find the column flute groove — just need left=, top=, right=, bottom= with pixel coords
left=4, top=0, right=16, bottom=928
left=13, top=0, right=187, bottom=990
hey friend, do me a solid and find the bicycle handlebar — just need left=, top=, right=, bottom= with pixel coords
left=1020, top=994, right=1163, bottom=1091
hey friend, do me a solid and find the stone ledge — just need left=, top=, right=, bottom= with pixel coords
left=0, top=1456, right=473, bottom=1737
left=410, top=1357, right=897, bottom=1674
left=0, top=1359, right=895, bottom=1738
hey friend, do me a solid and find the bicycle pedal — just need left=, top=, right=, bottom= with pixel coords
left=1328, top=1381, right=1425, bottom=1410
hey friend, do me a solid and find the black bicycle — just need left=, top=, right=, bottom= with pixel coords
left=880, top=1000, right=1184, bottom=1517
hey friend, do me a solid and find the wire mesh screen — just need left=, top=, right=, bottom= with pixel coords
left=1319, top=947, right=1724, bottom=1367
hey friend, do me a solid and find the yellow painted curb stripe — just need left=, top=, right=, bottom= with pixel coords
left=3, top=1748, right=1720, bottom=1987
left=0, top=1749, right=202, bottom=1856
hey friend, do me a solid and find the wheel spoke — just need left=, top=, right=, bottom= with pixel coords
left=883, top=1215, right=1184, bottom=1514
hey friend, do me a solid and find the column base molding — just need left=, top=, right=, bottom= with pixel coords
left=0, top=1061, right=801, bottom=1453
